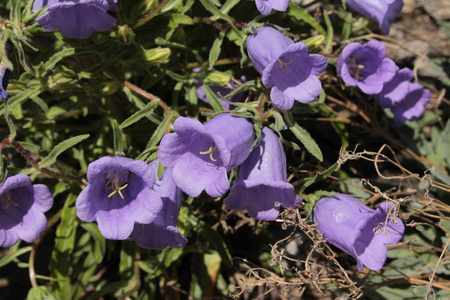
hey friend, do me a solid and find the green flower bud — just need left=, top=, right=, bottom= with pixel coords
left=302, top=35, right=325, bottom=53
left=144, top=47, right=171, bottom=64
left=203, top=71, right=231, bottom=86
left=47, top=72, right=77, bottom=91
left=117, top=25, right=136, bottom=45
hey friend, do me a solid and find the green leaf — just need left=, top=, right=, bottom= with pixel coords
left=40, top=134, right=90, bottom=168
left=203, top=84, right=224, bottom=113
left=0, top=246, right=32, bottom=268
left=323, top=10, right=333, bottom=53
left=120, top=100, right=160, bottom=129
left=27, top=286, right=58, bottom=300
left=112, top=119, right=124, bottom=155
left=189, top=215, right=233, bottom=267
left=199, top=0, right=235, bottom=24
left=287, top=2, right=326, bottom=36
left=209, top=29, right=226, bottom=68
left=0, top=87, right=41, bottom=114
left=220, top=0, right=240, bottom=14
left=282, top=111, right=323, bottom=161
left=50, top=193, right=79, bottom=298
left=136, top=117, right=172, bottom=161
left=80, top=223, right=106, bottom=264
left=168, top=14, right=193, bottom=29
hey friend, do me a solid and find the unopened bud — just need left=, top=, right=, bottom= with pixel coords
left=203, top=71, right=231, bottom=86
left=117, top=25, right=135, bottom=45
left=302, top=35, right=325, bottom=53
left=144, top=47, right=171, bottom=64
left=47, top=72, right=77, bottom=91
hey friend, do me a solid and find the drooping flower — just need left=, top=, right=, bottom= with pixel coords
left=194, top=69, right=246, bottom=111
left=158, top=113, right=255, bottom=198
left=345, top=0, right=403, bottom=35
left=76, top=156, right=163, bottom=240
left=246, top=26, right=328, bottom=110
left=0, top=64, right=10, bottom=100
left=314, top=193, right=404, bottom=271
left=390, top=83, right=430, bottom=126
left=0, top=174, right=54, bottom=248
left=252, top=0, right=289, bottom=16
left=337, top=40, right=398, bottom=94
left=375, top=68, right=413, bottom=108
left=128, top=160, right=187, bottom=250
left=224, top=127, right=302, bottom=221
left=32, top=0, right=117, bottom=39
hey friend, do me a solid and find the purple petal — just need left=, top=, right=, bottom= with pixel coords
left=130, top=224, right=187, bottom=250
left=391, top=83, right=431, bottom=126
left=376, top=68, right=414, bottom=108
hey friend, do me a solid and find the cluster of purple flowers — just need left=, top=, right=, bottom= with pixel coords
left=337, top=40, right=430, bottom=125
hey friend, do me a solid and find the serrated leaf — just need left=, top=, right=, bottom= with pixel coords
left=282, top=111, right=323, bottom=161
left=209, top=29, right=226, bottom=68
left=120, top=100, right=160, bottom=129
left=203, top=84, right=224, bottom=113
left=40, top=134, right=90, bottom=168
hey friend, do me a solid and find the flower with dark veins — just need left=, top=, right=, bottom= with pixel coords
left=337, top=40, right=398, bottom=94
left=76, top=156, right=163, bottom=240
left=158, top=113, right=255, bottom=198
left=0, top=174, right=54, bottom=248
left=346, top=0, right=403, bottom=35
left=32, top=0, right=117, bottom=39
left=224, top=127, right=302, bottom=221
left=314, top=193, right=404, bottom=271
left=246, top=26, right=328, bottom=110
left=129, top=160, right=187, bottom=250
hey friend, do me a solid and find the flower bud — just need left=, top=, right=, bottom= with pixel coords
left=203, top=71, right=231, bottom=86
left=144, top=47, right=171, bottom=64
left=47, top=72, right=77, bottom=91
left=117, top=25, right=136, bottom=45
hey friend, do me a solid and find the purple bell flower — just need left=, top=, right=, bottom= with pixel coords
left=252, top=0, right=289, bottom=16
left=246, top=26, right=328, bottom=110
left=390, top=83, right=430, bottom=126
left=32, top=0, right=117, bottom=39
left=224, top=127, right=302, bottom=221
left=128, top=161, right=187, bottom=250
left=0, top=174, right=54, bottom=248
left=346, top=0, right=403, bottom=35
left=0, top=65, right=10, bottom=99
left=314, top=193, right=404, bottom=271
left=158, top=113, right=255, bottom=198
left=337, top=41, right=398, bottom=94
left=193, top=69, right=246, bottom=110
left=375, top=68, right=413, bottom=108
left=76, top=156, right=163, bottom=240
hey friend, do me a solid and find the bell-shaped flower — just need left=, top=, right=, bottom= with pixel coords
left=337, top=41, right=398, bottom=95
left=76, top=156, right=163, bottom=240
left=390, top=83, right=430, bottom=126
left=246, top=26, right=328, bottom=110
left=375, top=68, right=413, bottom=108
left=224, top=127, right=302, bottom=221
left=252, top=0, right=289, bottom=16
left=314, top=193, right=404, bottom=271
left=158, top=113, right=255, bottom=198
left=32, top=0, right=117, bottom=39
left=0, top=174, right=54, bottom=248
left=128, top=160, right=187, bottom=250
left=346, top=0, right=403, bottom=35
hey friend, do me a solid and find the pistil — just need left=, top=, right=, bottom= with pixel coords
left=277, top=58, right=293, bottom=74
left=200, top=146, right=218, bottom=162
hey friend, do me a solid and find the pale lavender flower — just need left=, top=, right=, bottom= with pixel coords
left=390, top=83, right=430, bottom=126
left=346, top=0, right=403, bottom=35
left=252, top=0, right=289, bottom=16
left=224, top=127, right=302, bottom=221
left=314, top=193, right=404, bottom=271
left=0, top=174, right=53, bottom=248
left=76, top=156, right=163, bottom=240
left=375, top=68, right=413, bottom=108
left=246, top=26, right=328, bottom=110
left=129, top=161, right=187, bottom=250
left=337, top=41, right=398, bottom=94
left=32, top=0, right=117, bottom=39
left=158, top=113, right=254, bottom=198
